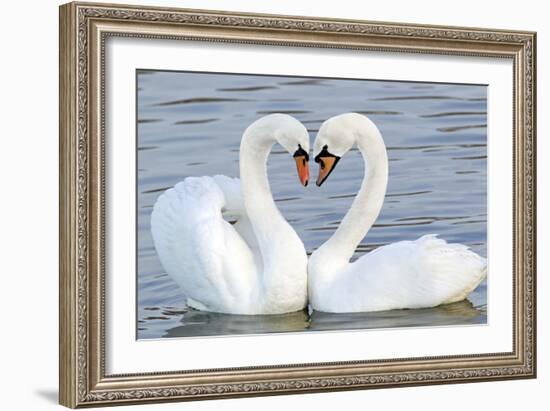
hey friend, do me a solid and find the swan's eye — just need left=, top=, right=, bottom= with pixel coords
left=293, top=144, right=310, bottom=161
left=314, top=145, right=334, bottom=165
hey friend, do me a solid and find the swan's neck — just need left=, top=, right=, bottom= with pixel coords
left=239, top=124, right=296, bottom=287
left=315, top=126, right=388, bottom=267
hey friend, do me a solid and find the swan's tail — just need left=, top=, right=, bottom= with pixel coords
left=416, top=234, right=487, bottom=304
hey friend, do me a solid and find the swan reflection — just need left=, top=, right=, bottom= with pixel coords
left=164, top=299, right=485, bottom=338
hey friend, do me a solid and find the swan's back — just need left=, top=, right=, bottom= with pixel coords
left=311, top=235, right=487, bottom=313
left=150, top=176, right=257, bottom=313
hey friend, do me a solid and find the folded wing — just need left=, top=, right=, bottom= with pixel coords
left=326, top=235, right=487, bottom=312
left=150, top=176, right=258, bottom=313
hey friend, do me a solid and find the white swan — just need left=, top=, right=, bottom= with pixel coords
left=151, top=114, right=310, bottom=315
left=308, top=113, right=487, bottom=313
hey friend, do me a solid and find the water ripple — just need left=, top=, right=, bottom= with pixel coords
left=156, top=97, right=251, bottom=106
left=278, top=79, right=327, bottom=86
left=451, top=155, right=487, bottom=160
left=371, top=95, right=463, bottom=101
left=421, top=111, right=487, bottom=118
left=386, top=190, right=432, bottom=198
left=438, top=124, right=487, bottom=133
left=354, top=110, right=403, bottom=115
left=142, top=186, right=172, bottom=194
left=173, top=118, right=219, bottom=125
left=256, top=109, right=311, bottom=115
left=218, top=85, right=277, bottom=92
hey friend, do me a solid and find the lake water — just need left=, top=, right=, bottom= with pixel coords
left=136, top=70, right=487, bottom=339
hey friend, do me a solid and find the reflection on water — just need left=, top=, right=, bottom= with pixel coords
left=165, top=309, right=310, bottom=338
left=163, top=300, right=485, bottom=338
left=136, top=70, right=488, bottom=340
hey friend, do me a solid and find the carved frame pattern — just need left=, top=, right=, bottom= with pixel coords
left=59, top=2, right=536, bottom=408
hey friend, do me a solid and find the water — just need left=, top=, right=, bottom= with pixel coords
left=137, top=70, right=487, bottom=339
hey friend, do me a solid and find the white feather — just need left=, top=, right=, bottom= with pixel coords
left=311, top=235, right=486, bottom=312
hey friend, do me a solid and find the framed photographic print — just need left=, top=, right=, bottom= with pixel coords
left=59, top=1, right=537, bottom=408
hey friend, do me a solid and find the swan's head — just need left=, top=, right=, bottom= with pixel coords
left=313, top=113, right=371, bottom=186
left=267, top=114, right=311, bottom=186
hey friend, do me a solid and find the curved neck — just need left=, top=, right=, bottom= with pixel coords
left=317, top=125, right=388, bottom=264
left=239, top=122, right=290, bottom=273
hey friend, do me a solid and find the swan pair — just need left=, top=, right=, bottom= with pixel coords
left=151, top=113, right=487, bottom=315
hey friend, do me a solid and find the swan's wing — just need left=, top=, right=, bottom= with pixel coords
left=212, top=175, right=260, bottom=260
left=212, top=174, right=244, bottom=216
left=150, top=176, right=257, bottom=312
left=334, top=235, right=487, bottom=312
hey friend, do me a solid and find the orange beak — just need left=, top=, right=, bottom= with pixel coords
left=294, top=155, right=309, bottom=187
left=315, top=156, right=340, bottom=186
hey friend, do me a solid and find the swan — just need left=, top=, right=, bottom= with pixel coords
left=308, top=113, right=487, bottom=313
left=151, top=114, right=310, bottom=315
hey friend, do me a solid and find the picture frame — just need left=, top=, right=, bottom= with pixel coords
left=59, top=1, right=536, bottom=408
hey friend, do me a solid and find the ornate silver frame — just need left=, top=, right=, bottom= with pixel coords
left=59, top=1, right=536, bottom=407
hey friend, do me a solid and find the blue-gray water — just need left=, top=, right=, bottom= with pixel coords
left=137, top=70, right=487, bottom=339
